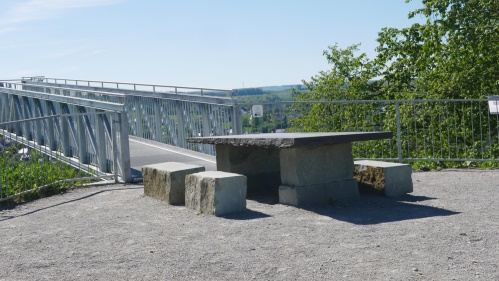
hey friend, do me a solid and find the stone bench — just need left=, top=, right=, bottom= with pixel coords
left=354, top=160, right=413, bottom=197
left=142, top=162, right=205, bottom=204
left=185, top=171, right=247, bottom=216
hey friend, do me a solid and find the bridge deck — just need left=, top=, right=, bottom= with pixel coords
left=129, top=136, right=216, bottom=180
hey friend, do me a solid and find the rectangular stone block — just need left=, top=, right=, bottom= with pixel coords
left=280, top=143, right=353, bottom=186
left=354, top=160, right=413, bottom=197
left=326, top=178, right=360, bottom=204
left=216, top=144, right=281, bottom=196
left=278, top=184, right=327, bottom=206
left=142, top=162, right=205, bottom=204
left=279, top=179, right=359, bottom=207
left=185, top=171, right=247, bottom=216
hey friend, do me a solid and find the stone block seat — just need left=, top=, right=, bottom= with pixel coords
left=354, top=160, right=413, bottom=197
left=142, top=162, right=205, bottom=204
left=185, top=171, right=247, bottom=216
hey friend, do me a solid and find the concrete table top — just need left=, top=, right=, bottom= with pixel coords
left=187, top=132, right=393, bottom=148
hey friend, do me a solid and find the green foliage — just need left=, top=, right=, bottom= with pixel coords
left=294, top=44, right=382, bottom=102
left=242, top=104, right=289, bottom=134
left=0, top=149, right=88, bottom=203
left=232, top=88, right=265, bottom=96
left=376, top=0, right=499, bottom=98
left=290, top=0, right=499, bottom=166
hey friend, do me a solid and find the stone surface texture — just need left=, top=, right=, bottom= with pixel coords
left=185, top=171, right=247, bottom=216
left=279, top=179, right=359, bottom=207
left=187, top=132, right=393, bottom=148
left=279, top=143, right=353, bottom=186
left=216, top=145, right=281, bottom=195
left=142, top=162, right=205, bottom=204
left=354, top=160, right=413, bottom=197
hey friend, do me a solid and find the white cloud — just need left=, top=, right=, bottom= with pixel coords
left=0, top=0, right=122, bottom=31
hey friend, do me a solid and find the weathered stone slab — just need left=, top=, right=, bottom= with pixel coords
left=278, top=179, right=359, bottom=207
left=216, top=144, right=281, bottom=196
left=185, top=171, right=247, bottom=216
left=280, top=143, right=353, bottom=186
left=142, top=162, right=205, bottom=204
left=354, top=160, right=413, bottom=197
left=187, top=132, right=393, bottom=148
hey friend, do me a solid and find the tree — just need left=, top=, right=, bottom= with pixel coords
left=289, top=0, right=499, bottom=164
left=376, top=0, right=499, bottom=99
left=295, top=44, right=380, bottom=103
left=290, top=44, right=383, bottom=132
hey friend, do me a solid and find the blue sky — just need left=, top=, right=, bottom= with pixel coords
left=0, top=0, right=423, bottom=89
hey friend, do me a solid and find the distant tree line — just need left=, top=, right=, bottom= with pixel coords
left=232, top=88, right=265, bottom=96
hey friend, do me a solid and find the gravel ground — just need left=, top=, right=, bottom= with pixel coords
left=1, top=169, right=499, bottom=281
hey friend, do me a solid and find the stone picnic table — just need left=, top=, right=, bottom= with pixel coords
left=187, top=132, right=393, bottom=206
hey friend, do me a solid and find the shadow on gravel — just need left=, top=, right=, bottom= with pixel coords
left=220, top=209, right=272, bottom=220
left=307, top=194, right=460, bottom=225
left=131, top=168, right=142, bottom=180
left=394, top=194, right=436, bottom=203
left=0, top=186, right=141, bottom=222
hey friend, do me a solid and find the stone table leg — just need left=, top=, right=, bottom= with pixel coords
left=215, top=144, right=281, bottom=196
left=278, top=142, right=359, bottom=206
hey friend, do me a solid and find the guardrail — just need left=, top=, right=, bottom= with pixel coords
left=238, top=99, right=499, bottom=163
left=21, top=78, right=241, bottom=155
left=22, top=76, right=233, bottom=97
left=14, top=77, right=499, bottom=163
left=0, top=112, right=128, bottom=202
left=0, top=82, right=131, bottom=181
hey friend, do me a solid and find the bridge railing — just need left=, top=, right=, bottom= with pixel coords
left=0, top=113, right=119, bottom=202
left=0, top=82, right=131, bottom=182
left=22, top=77, right=242, bottom=155
left=22, top=76, right=233, bottom=97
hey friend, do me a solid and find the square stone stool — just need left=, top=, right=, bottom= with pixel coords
left=142, top=162, right=205, bottom=204
left=354, top=160, right=413, bottom=197
left=185, top=171, right=247, bottom=216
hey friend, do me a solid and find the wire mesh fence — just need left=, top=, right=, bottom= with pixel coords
left=0, top=113, right=123, bottom=203
left=239, top=99, right=499, bottom=163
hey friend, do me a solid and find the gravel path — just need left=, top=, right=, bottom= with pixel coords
left=1, top=170, right=498, bottom=280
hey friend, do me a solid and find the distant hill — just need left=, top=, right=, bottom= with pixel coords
left=254, top=84, right=304, bottom=92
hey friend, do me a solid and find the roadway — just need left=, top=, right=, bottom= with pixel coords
left=128, top=136, right=216, bottom=180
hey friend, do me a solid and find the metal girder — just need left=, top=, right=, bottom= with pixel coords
left=1, top=87, right=125, bottom=112
left=26, top=81, right=237, bottom=106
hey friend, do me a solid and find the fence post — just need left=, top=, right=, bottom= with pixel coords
left=153, top=99, right=163, bottom=142
left=112, top=113, right=119, bottom=183
left=175, top=100, right=186, bottom=148
left=77, top=106, right=89, bottom=164
left=61, top=104, right=71, bottom=157
left=117, top=112, right=132, bottom=183
left=231, top=105, right=242, bottom=135
left=96, top=109, right=108, bottom=172
left=396, top=101, right=403, bottom=163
